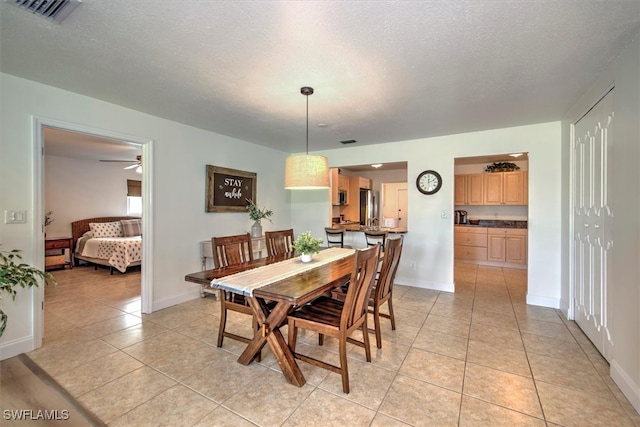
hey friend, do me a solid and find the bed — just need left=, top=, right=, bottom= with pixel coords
left=71, top=216, right=142, bottom=274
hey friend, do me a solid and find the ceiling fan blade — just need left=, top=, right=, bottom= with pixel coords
left=124, top=164, right=140, bottom=170
left=100, top=159, right=137, bottom=163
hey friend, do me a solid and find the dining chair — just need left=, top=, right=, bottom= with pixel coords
left=324, top=227, right=352, bottom=248
left=212, top=233, right=262, bottom=360
left=287, top=244, right=380, bottom=394
left=332, top=235, right=404, bottom=349
left=265, top=229, right=295, bottom=256
left=364, top=229, right=388, bottom=251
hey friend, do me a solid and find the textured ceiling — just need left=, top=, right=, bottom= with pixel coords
left=1, top=1, right=639, bottom=154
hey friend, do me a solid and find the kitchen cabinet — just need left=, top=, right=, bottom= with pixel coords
left=483, top=171, right=527, bottom=205
left=331, top=169, right=350, bottom=205
left=487, top=228, right=527, bottom=264
left=358, top=176, right=371, bottom=189
left=454, top=174, right=484, bottom=205
left=454, top=226, right=487, bottom=261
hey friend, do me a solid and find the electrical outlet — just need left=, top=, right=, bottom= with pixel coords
left=441, top=210, right=447, bottom=219
left=409, top=261, right=416, bottom=270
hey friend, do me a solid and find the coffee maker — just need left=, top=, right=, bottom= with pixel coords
left=454, top=210, right=468, bottom=224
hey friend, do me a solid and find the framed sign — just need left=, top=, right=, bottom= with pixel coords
left=206, top=165, right=257, bottom=212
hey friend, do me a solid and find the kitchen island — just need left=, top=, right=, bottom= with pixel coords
left=327, top=223, right=407, bottom=249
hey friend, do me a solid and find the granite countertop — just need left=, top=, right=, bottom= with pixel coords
left=330, top=224, right=408, bottom=233
left=456, top=220, right=527, bottom=229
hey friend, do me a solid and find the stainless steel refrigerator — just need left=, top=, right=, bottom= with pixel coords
left=359, top=188, right=380, bottom=226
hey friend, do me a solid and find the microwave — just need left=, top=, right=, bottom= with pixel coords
left=338, top=189, right=347, bottom=205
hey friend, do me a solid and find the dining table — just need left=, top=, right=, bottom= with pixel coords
left=184, top=247, right=355, bottom=387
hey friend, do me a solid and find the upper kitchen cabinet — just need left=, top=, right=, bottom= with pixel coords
left=359, top=176, right=372, bottom=189
left=483, top=171, right=527, bottom=205
left=454, top=174, right=484, bottom=205
left=331, top=168, right=351, bottom=205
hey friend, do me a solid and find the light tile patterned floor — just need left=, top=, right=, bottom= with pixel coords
left=15, top=263, right=640, bottom=426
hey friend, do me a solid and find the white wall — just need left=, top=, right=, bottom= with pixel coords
left=44, top=155, right=142, bottom=237
left=292, top=122, right=563, bottom=300
left=562, top=36, right=640, bottom=412
left=0, top=73, right=290, bottom=358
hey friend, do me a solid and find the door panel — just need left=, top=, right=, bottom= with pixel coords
left=573, top=88, right=614, bottom=361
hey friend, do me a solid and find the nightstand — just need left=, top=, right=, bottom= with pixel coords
left=45, top=237, right=73, bottom=271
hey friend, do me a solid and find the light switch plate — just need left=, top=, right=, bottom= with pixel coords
left=4, top=210, right=27, bottom=224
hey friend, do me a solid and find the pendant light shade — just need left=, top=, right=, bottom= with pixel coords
left=284, top=154, right=329, bottom=189
left=284, top=87, right=330, bottom=190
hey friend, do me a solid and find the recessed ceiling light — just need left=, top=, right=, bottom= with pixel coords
left=317, top=123, right=328, bottom=128
left=371, top=164, right=382, bottom=168
left=509, top=153, right=523, bottom=158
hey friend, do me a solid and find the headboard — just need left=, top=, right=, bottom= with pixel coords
left=71, top=216, right=140, bottom=248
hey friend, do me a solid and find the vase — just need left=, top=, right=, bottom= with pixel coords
left=251, top=221, right=262, bottom=238
left=300, top=253, right=313, bottom=263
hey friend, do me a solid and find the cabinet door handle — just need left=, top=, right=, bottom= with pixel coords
left=594, top=224, right=600, bottom=229
left=584, top=224, right=589, bottom=228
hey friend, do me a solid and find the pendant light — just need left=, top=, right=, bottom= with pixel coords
left=284, top=87, right=330, bottom=189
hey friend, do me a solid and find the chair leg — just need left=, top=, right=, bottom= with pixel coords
left=318, top=333, right=324, bottom=346
left=217, top=294, right=226, bottom=348
left=373, top=305, right=383, bottom=349
left=339, top=334, right=350, bottom=394
left=387, top=297, right=396, bottom=330
left=362, top=318, right=372, bottom=363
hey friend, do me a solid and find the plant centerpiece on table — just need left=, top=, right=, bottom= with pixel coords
left=44, top=211, right=54, bottom=237
left=246, top=199, right=273, bottom=238
left=484, top=162, right=520, bottom=173
left=0, top=249, right=56, bottom=337
left=292, top=231, right=323, bottom=263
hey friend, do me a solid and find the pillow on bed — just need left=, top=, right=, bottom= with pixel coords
left=89, top=221, right=123, bottom=238
left=121, top=219, right=142, bottom=237
left=83, top=230, right=94, bottom=238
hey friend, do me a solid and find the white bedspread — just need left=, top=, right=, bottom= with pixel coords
left=80, top=236, right=142, bottom=273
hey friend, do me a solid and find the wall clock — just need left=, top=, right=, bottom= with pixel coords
left=416, top=170, right=442, bottom=195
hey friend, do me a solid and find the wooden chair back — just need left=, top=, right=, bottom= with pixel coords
left=265, top=229, right=295, bottom=256
left=364, top=230, right=388, bottom=251
left=212, top=233, right=253, bottom=268
left=325, top=227, right=346, bottom=248
left=341, top=244, right=380, bottom=330
left=374, top=235, right=403, bottom=302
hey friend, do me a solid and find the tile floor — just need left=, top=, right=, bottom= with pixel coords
left=6, top=263, right=640, bottom=426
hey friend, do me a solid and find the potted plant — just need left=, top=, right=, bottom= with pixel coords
left=246, top=199, right=273, bottom=237
left=0, top=249, right=56, bottom=337
left=292, top=231, right=323, bottom=263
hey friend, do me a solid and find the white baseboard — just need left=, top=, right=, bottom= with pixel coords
left=610, top=360, right=640, bottom=414
left=0, top=335, right=35, bottom=361
left=526, top=293, right=561, bottom=309
left=395, top=276, right=454, bottom=293
left=152, top=288, right=201, bottom=312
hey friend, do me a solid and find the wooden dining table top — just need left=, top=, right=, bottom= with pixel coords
left=184, top=251, right=355, bottom=305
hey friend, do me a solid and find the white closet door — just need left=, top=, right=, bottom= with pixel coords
left=572, top=88, right=614, bottom=361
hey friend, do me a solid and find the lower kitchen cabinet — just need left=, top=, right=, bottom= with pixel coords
left=487, top=228, right=527, bottom=264
left=455, top=226, right=527, bottom=268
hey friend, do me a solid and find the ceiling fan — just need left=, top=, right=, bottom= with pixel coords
left=100, top=155, right=142, bottom=173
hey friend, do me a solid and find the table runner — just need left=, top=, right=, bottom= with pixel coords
left=211, top=247, right=355, bottom=296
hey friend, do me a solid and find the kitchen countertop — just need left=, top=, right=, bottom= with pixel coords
left=329, top=224, right=408, bottom=233
left=455, top=220, right=527, bottom=229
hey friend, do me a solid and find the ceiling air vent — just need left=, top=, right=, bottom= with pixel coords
left=340, top=139, right=357, bottom=145
left=9, top=0, right=82, bottom=23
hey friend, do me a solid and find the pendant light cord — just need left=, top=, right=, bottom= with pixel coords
left=305, top=92, right=309, bottom=155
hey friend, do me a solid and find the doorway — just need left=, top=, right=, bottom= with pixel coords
left=33, top=117, right=154, bottom=348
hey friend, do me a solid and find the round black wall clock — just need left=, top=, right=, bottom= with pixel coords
left=416, top=170, right=442, bottom=195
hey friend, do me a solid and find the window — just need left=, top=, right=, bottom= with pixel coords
left=127, top=196, right=142, bottom=215
left=127, top=179, right=142, bottom=215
